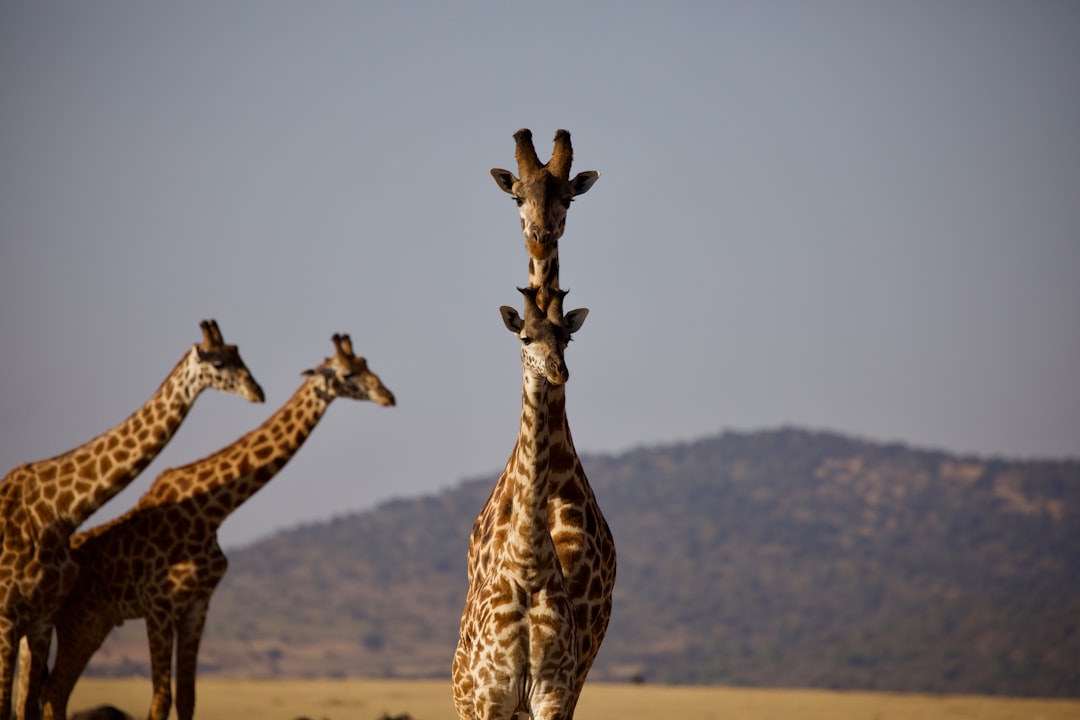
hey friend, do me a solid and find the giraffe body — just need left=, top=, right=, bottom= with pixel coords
left=38, top=335, right=394, bottom=720
left=1, top=321, right=263, bottom=720
left=492, top=130, right=617, bottom=710
left=453, top=288, right=587, bottom=720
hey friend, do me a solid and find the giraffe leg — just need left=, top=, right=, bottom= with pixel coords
left=0, top=615, right=17, bottom=720
left=144, top=613, right=175, bottom=720
left=528, top=686, right=573, bottom=720
left=42, top=606, right=114, bottom=720
left=173, top=603, right=209, bottom=720
left=450, top=636, right=477, bottom=720
left=525, top=662, right=575, bottom=720
left=15, top=625, right=50, bottom=720
left=471, top=666, right=519, bottom=720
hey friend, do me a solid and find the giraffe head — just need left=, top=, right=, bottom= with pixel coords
left=193, top=319, right=265, bottom=402
left=500, top=286, right=588, bottom=386
left=491, top=129, right=600, bottom=264
left=301, top=334, right=397, bottom=406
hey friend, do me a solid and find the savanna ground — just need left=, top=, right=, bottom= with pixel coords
left=68, top=678, right=1080, bottom=720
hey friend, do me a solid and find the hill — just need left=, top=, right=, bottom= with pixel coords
left=86, top=428, right=1080, bottom=697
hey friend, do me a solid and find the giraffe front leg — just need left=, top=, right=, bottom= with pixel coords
left=451, top=629, right=481, bottom=720
left=471, top=644, right=525, bottom=720
left=173, top=603, right=209, bottom=720
left=144, top=613, right=175, bottom=720
left=15, top=625, right=51, bottom=720
left=42, top=606, right=115, bottom=720
left=0, top=615, right=17, bottom=720
left=528, top=684, right=573, bottom=720
left=526, top=659, right=575, bottom=720
left=526, top=596, right=576, bottom=720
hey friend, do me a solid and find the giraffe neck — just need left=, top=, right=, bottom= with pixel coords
left=526, top=251, right=578, bottom=481
left=528, top=254, right=560, bottom=292
left=503, top=369, right=554, bottom=572
left=135, top=379, right=331, bottom=530
left=27, top=347, right=212, bottom=530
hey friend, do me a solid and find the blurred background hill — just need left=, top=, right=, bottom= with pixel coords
left=86, top=427, right=1079, bottom=698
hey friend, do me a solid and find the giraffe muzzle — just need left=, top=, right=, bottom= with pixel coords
left=245, top=382, right=267, bottom=403
left=547, top=360, right=569, bottom=385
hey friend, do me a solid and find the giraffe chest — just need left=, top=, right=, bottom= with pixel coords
left=0, top=506, right=79, bottom=618
left=460, top=495, right=575, bottom=670
left=468, top=526, right=564, bottom=594
left=0, top=544, right=79, bottom=621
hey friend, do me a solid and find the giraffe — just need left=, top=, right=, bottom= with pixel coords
left=37, top=334, right=394, bottom=720
left=492, top=129, right=616, bottom=711
left=452, top=286, right=588, bottom=720
left=0, top=320, right=264, bottom=720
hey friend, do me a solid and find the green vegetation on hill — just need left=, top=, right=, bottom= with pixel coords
left=90, top=428, right=1080, bottom=697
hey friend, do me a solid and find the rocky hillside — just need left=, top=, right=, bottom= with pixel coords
left=87, top=428, right=1080, bottom=697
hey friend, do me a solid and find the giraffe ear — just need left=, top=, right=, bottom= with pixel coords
left=500, top=306, right=524, bottom=334
left=570, top=170, right=600, bottom=197
left=490, top=168, right=518, bottom=195
left=565, top=308, right=589, bottom=334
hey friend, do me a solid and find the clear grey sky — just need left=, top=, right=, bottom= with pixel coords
left=2, top=2, right=1078, bottom=548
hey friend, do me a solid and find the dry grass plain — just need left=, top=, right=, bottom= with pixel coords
left=67, top=678, right=1080, bottom=720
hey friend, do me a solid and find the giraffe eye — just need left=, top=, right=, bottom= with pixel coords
left=513, top=197, right=525, bottom=208
left=521, top=336, right=533, bottom=346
